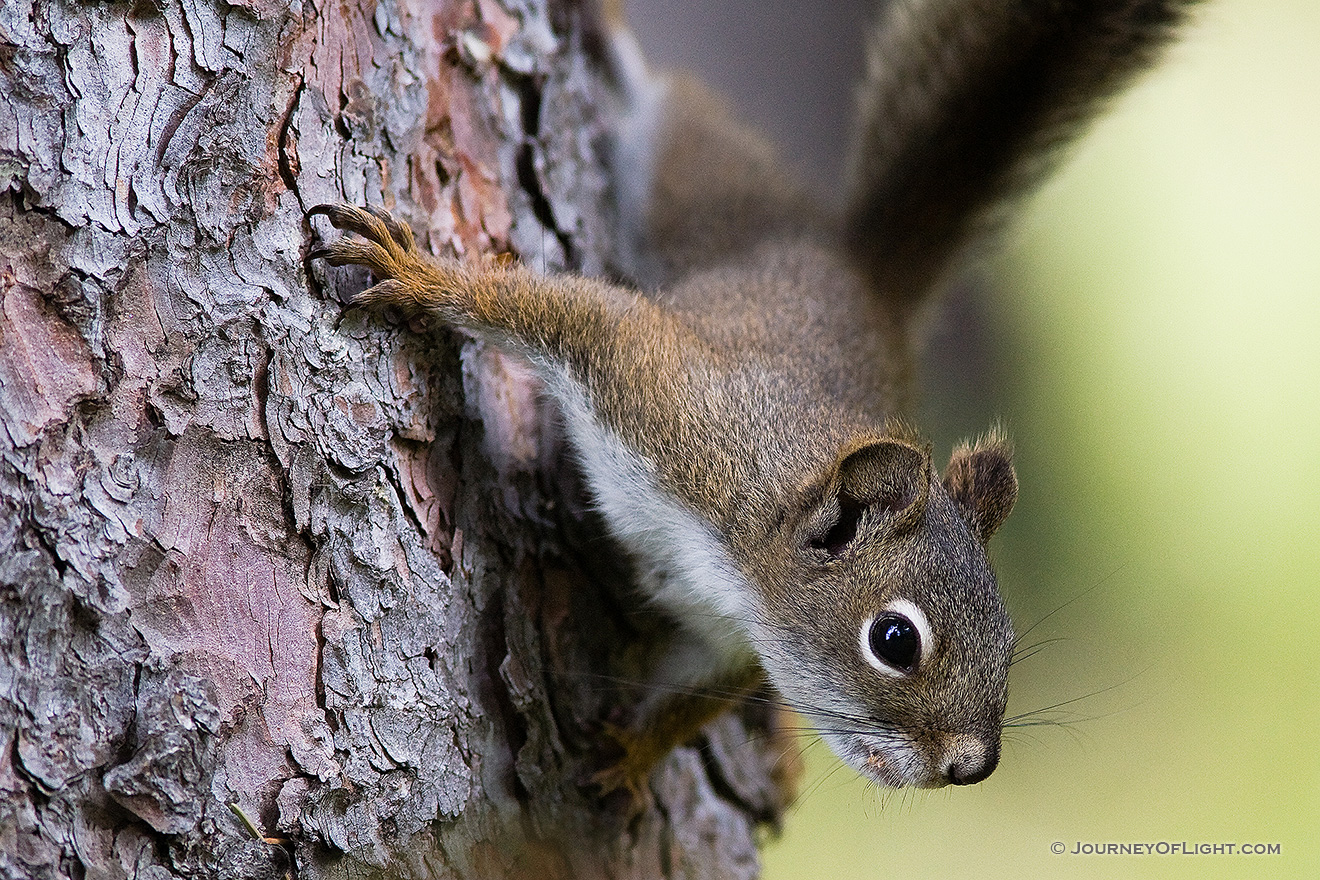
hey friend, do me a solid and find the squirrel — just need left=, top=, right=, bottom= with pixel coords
left=309, top=0, right=1197, bottom=794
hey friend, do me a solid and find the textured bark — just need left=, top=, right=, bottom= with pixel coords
left=0, top=1, right=787, bottom=878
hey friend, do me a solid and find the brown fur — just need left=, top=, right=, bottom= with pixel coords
left=310, top=0, right=1198, bottom=796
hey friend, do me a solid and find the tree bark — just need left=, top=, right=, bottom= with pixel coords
left=0, top=1, right=788, bottom=877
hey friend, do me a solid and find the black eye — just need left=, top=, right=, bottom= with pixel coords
left=869, top=614, right=919, bottom=671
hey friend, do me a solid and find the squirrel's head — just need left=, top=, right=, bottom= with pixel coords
left=753, top=430, right=1017, bottom=788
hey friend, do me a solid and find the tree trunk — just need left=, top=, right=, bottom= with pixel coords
left=0, top=1, right=788, bottom=877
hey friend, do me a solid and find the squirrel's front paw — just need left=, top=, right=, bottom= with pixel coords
left=309, top=203, right=449, bottom=312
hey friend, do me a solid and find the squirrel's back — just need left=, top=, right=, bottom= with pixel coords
left=607, top=46, right=908, bottom=419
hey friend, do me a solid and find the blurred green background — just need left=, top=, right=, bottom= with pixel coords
left=633, top=0, right=1319, bottom=876
left=760, top=2, right=1320, bottom=878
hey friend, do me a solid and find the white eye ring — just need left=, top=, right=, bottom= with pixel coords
left=859, top=599, right=933, bottom=677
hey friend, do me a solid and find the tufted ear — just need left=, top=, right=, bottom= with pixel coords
left=943, top=431, right=1017, bottom=543
left=808, top=439, right=932, bottom=555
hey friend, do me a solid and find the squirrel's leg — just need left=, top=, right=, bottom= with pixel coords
left=593, top=660, right=766, bottom=800
left=309, top=204, right=683, bottom=369
left=308, top=203, right=717, bottom=459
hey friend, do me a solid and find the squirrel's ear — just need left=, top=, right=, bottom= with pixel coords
left=808, top=440, right=931, bottom=555
left=840, top=439, right=932, bottom=523
left=943, top=431, right=1017, bottom=543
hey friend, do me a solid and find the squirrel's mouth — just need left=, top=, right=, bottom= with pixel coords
left=861, top=742, right=949, bottom=788
left=862, top=749, right=909, bottom=788
left=821, top=729, right=944, bottom=789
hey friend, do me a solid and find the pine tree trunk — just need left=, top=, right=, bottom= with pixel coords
left=0, top=1, right=787, bottom=877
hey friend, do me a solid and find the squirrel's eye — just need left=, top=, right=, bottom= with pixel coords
left=868, top=614, right=919, bottom=671
left=859, top=601, right=930, bottom=675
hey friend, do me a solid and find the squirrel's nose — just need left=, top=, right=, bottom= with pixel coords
left=943, top=738, right=999, bottom=785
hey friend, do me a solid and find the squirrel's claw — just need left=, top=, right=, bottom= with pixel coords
left=309, top=203, right=417, bottom=259
left=310, top=204, right=448, bottom=313
left=311, top=237, right=391, bottom=272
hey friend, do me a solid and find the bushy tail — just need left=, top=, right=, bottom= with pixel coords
left=844, top=0, right=1199, bottom=311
